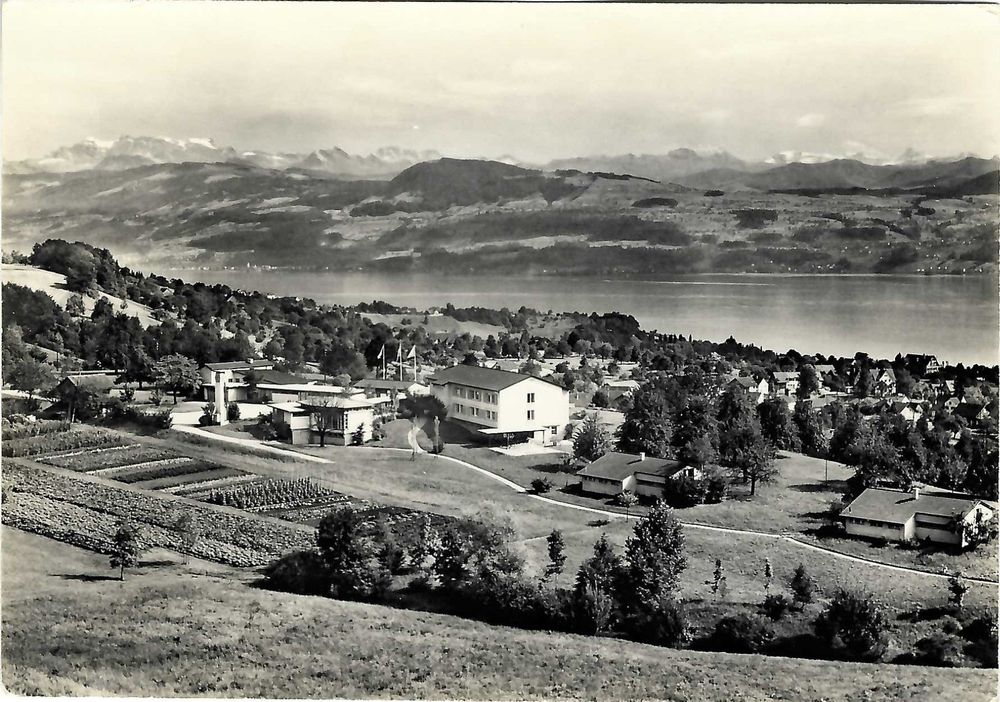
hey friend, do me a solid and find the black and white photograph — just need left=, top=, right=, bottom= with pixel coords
left=1, top=2, right=998, bottom=700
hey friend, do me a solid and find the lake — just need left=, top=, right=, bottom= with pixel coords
left=175, top=270, right=999, bottom=366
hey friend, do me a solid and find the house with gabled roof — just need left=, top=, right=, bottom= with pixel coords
left=770, top=371, right=799, bottom=397
left=840, top=486, right=995, bottom=547
left=576, top=451, right=701, bottom=498
left=728, top=375, right=769, bottom=402
left=429, top=364, right=569, bottom=445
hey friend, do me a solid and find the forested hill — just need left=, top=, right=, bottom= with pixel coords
left=2, top=154, right=996, bottom=275
left=4, top=239, right=997, bottom=386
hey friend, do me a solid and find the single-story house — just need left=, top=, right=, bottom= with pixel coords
left=270, top=394, right=375, bottom=446
left=54, top=374, right=115, bottom=396
left=840, top=486, right=996, bottom=547
left=577, top=451, right=701, bottom=498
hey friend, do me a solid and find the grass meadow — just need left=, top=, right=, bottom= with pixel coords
left=2, top=527, right=995, bottom=701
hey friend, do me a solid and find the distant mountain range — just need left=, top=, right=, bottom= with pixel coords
left=4, top=136, right=443, bottom=180
left=6, top=135, right=997, bottom=191
left=3, top=137, right=997, bottom=278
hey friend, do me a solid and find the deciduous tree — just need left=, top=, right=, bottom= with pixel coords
left=153, top=353, right=201, bottom=404
left=110, top=520, right=142, bottom=581
left=618, top=381, right=674, bottom=458
left=573, top=413, right=610, bottom=463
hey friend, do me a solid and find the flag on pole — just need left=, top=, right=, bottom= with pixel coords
left=397, top=344, right=403, bottom=362
left=406, top=345, right=416, bottom=360
left=377, top=345, right=385, bottom=360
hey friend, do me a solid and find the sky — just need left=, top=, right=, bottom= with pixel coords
left=3, top=1, right=999, bottom=163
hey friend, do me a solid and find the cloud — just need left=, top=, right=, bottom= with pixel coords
left=701, top=109, right=731, bottom=125
left=795, top=113, right=826, bottom=128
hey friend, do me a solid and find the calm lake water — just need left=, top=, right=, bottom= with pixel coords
left=176, top=270, right=999, bottom=366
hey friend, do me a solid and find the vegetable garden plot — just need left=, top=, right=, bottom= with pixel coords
left=41, top=444, right=179, bottom=472
left=130, top=467, right=248, bottom=491
left=1, top=427, right=130, bottom=458
left=109, top=460, right=215, bottom=485
left=203, top=477, right=339, bottom=511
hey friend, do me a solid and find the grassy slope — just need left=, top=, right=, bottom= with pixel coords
left=1, top=264, right=160, bottom=327
left=156, top=427, right=997, bottom=615
left=2, top=527, right=994, bottom=701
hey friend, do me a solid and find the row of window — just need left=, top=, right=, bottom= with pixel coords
left=452, top=387, right=536, bottom=405
left=844, top=516, right=902, bottom=530
left=453, top=403, right=497, bottom=421
left=454, top=387, right=499, bottom=403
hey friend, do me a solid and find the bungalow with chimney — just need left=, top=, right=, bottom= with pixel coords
left=270, top=393, right=375, bottom=446
left=576, top=451, right=702, bottom=498
left=840, top=486, right=996, bottom=547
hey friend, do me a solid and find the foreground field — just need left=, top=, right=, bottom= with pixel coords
left=2, top=528, right=994, bottom=701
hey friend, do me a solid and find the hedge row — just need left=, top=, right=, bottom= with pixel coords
left=1, top=426, right=129, bottom=458
left=2, top=462, right=313, bottom=567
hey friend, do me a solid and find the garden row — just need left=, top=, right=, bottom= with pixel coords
left=2, top=425, right=130, bottom=458
left=2, top=461, right=314, bottom=567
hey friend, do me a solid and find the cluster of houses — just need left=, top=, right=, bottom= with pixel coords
left=199, top=359, right=572, bottom=448
left=43, top=355, right=995, bottom=551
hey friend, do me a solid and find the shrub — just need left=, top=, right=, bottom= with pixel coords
left=961, top=615, right=999, bottom=668
left=815, top=589, right=889, bottom=661
left=572, top=582, right=616, bottom=635
left=625, top=599, right=689, bottom=647
left=913, top=632, right=964, bottom=667
left=663, top=474, right=706, bottom=508
left=531, top=477, right=554, bottom=494
left=262, top=550, right=331, bottom=596
left=790, top=564, right=816, bottom=607
left=226, top=402, right=241, bottom=421
left=712, top=613, right=775, bottom=653
left=703, top=470, right=729, bottom=503
left=761, top=593, right=791, bottom=621
left=198, top=403, right=218, bottom=427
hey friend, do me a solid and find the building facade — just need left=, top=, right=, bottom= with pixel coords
left=430, top=365, right=570, bottom=444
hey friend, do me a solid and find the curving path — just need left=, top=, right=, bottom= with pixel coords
left=172, top=424, right=998, bottom=585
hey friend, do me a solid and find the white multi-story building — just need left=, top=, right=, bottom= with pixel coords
left=430, top=365, right=570, bottom=445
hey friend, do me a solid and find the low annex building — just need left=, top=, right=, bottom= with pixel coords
left=840, top=486, right=996, bottom=547
left=576, top=451, right=701, bottom=498
left=270, top=394, right=375, bottom=446
left=429, top=364, right=569, bottom=445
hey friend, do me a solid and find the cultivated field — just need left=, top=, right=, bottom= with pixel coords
left=2, top=528, right=994, bottom=701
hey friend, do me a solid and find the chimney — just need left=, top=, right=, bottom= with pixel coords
left=913, top=486, right=920, bottom=499
left=639, top=452, right=646, bottom=462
